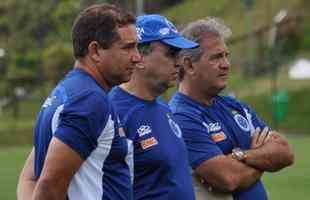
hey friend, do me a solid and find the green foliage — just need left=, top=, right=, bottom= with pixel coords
left=0, top=0, right=80, bottom=90
left=42, top=42, right=74, bottom=83
left=243, top=87, right=310, bottom=133
left=164, top=0, right=306, bottom=74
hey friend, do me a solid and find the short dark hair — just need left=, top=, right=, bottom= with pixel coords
left=72, top=3, right=135, bottom=59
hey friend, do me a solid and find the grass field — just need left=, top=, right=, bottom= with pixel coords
left=1, top=134, right=309, bottom=200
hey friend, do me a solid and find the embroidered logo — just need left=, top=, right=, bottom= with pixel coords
left=136, top=27, right=144, bottom=40
left=140, top=137, right=158, bottom=150
left=211, top=131, right=227, bottom=142
left=137, top=125, right=152, bottom=137
left=202, top=122, right=221, bottom=132
left=159, top=27, right=170, bottom=35
left=234, top=114, right=250, bottom=132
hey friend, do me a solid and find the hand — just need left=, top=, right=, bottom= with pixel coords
left=251, top=127, right=270, bottom=149
left=267, top=131, right=289, bottom=146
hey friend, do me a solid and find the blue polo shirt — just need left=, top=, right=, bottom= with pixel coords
left=34, top=68, right=133, bottom=200
left=109, top=86, right=195, bottom=200
left=169, top=92, right=268, bottom=200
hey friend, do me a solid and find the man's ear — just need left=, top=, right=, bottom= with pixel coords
left=88, top=41, right=102, bottom=62
left=183, top=56, right=195, bottom=75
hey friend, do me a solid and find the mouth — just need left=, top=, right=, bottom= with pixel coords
left=218, top=74, right=228, bottom=79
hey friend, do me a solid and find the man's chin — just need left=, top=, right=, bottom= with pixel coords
left=121, top=75, right=133, bottom=83
left=215, top=85, right=226, bottom=94
left=111, top=76, right=131, bottom=87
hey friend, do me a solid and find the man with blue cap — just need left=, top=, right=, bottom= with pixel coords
left=108, top=14, right=198, bottom=200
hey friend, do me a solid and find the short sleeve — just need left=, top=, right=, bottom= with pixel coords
left=54, top=91, right=109, bottom=160
left=173, top=113, right=223, bottom=169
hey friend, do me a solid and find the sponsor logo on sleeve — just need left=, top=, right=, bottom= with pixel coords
left=140, top=137, right=158, bottom=150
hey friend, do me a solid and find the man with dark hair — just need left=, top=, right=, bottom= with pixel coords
left=108, top=14, right=198, bottom=200
left=169, top=18, right=294, bottom=200
left=17, top=3, right=140, bottom=200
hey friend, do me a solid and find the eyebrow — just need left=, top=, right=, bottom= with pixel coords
left=209, top=51, right=229, bottom=60
left=120, top=41, right=138, bottom=49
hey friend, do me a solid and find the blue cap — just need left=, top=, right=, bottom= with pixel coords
left=136, top=14, right=198, bottom=49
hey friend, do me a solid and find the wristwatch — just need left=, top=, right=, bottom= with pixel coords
left=232, top=148, right=247, bottom=162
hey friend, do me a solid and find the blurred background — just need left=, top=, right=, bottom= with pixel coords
left=0, top=0, right=309, bottom=199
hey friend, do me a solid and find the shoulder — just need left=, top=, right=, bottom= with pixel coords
left=216, top=95, right=250, bottom=109
left=108, top=86, right=146, bottom=122
left=169, top=92, right=203, bottom=117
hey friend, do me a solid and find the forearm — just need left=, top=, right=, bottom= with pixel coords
left=32, top=179, right=67, bottom=200
left=224, top=154, right=263, bottom=191
left=17, top=148, right=36, bottom=200
left=197, top=155, right=263, bottom=192
left=245, top=139, right=294, bottom=172
left=17, top=179, right=36, bottom=200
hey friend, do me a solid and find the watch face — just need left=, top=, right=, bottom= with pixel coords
left=233, top=148, right=245, bottom=161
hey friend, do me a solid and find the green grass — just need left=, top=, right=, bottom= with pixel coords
left=0, top=134, right=309, bottom=200
left=263, top=134, right=310, bottom=199
left=0, top=146, right=31, bottom=200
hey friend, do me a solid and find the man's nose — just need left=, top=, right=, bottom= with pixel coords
left=221, top=56, right=230, bottom=69
left=132, top=49, right=142, bottom=63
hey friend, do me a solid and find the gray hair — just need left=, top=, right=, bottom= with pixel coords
left=178, top=18, right=232, bottom=81
left=179, top=17, right=232, bottom=62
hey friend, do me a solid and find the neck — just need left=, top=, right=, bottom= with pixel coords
left=179, top=81, right=215, bottom=106
left=75, top=58, right=111, bottom=91
left=120, top=73, right=159, bottom=101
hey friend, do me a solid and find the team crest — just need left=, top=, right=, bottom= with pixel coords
left=167, top=114, right=182, bottom=138
left=234, top=114, right=250, bottom=132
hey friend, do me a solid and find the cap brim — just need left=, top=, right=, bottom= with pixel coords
left=162, top=36, right=198, bottom=49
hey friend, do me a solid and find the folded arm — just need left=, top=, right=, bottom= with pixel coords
left=195, top=154, right=263, bottom=193
left=245, top=131, right=294, bottom=172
